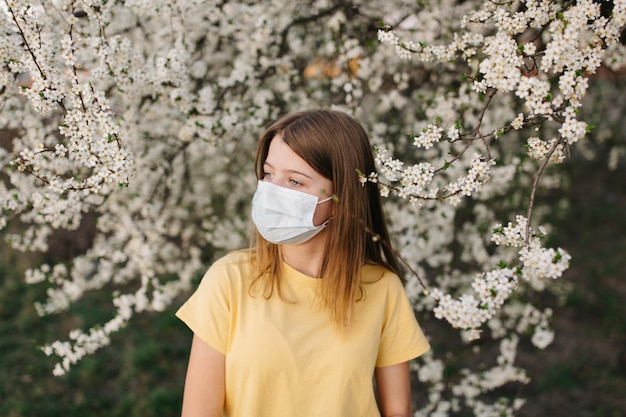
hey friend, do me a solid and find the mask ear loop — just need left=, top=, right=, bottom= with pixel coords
left=317, top=195, right=334, bottom=205
left=317, top=194, right=335, bottom=226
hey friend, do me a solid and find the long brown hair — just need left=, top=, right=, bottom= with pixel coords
left=251, top=109, right=401, bottom=326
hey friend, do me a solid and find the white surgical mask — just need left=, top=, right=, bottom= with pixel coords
left=251, top=180, right=332, bottom=245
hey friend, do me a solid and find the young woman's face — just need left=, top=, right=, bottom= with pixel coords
left=262, top=133, right=333, bottom=227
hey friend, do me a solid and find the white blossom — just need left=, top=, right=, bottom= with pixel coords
left=1, top=0, right=623, bottom=413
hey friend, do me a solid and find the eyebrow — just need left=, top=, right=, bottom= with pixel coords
left=263, top=162, right=313, bottom=179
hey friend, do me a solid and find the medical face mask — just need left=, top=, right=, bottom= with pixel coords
left=251, top=180, right=332, bottom=245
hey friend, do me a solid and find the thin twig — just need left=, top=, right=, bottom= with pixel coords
left=524, top=136, right=566, bottom=245
left=473, top=89, right=497, bottom=159
left=6, top=1, right=47, bottom=80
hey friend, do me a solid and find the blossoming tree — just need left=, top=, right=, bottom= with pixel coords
left=1, top=0, right=624, bottom=414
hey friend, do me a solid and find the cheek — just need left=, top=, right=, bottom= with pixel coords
left=312, top=202, right=333, bottom=226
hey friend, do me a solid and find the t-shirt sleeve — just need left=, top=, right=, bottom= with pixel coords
left=376, top=276, right=430, bottom=368
left=175, top=261, right=231, bottom=354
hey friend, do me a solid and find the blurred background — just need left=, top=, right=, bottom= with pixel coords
left=1, top=25, right=626, bottom=414
left=1, top=113, right=625, bottom=417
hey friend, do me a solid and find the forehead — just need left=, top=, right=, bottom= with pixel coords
left=265, top=134, right=316, bottom=175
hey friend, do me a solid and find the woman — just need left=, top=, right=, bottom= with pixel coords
left=176, top=109, right=430, bottom=417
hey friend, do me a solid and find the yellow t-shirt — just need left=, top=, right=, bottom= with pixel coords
left=176, top=250, right=430, bottom=417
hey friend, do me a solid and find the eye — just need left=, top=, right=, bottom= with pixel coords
left=289, top=178, right=302, bottom=187
left=262, top=172, right=273, bottom=180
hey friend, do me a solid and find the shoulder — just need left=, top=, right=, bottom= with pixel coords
left=210, top=249, right=254, bottom=270
left=200, top=249, right=254, bottom=288
left=361, top=263, right=403, bottom=290
left=360, top=263, right=408, bottom=302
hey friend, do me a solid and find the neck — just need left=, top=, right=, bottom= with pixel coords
left=280, top=230, right=328, bottom=278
